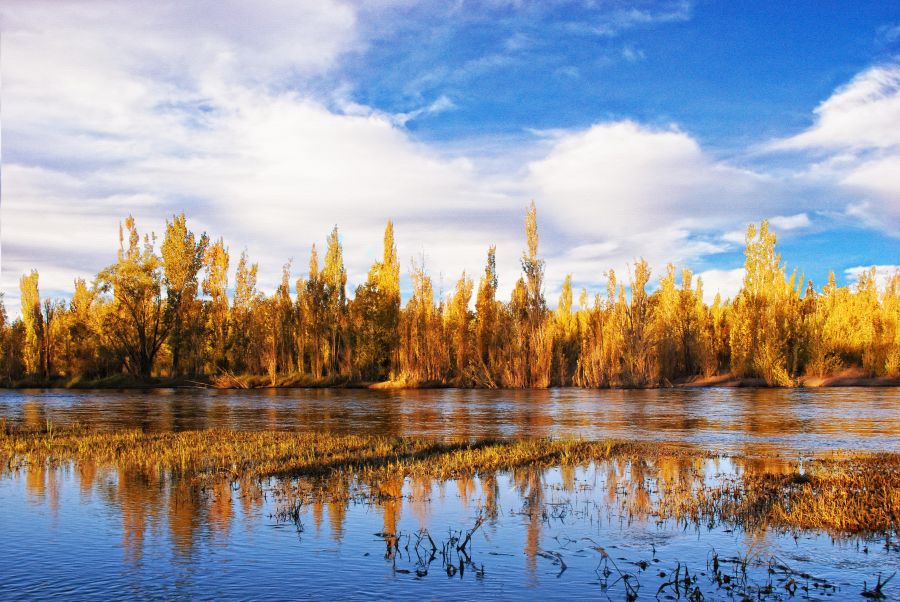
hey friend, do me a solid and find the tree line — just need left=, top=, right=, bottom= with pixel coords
left=1, top=203, right=897, bottom=387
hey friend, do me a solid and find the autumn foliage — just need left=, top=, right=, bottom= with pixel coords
left=1, top=206, right=897, bottom=387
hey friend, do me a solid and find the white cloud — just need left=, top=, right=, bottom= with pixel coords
left=771, top=65, right=900, bottom=152
left=0, top=2, right=760, bottom=317
left=0, top=2, right=893, bottom=322
left=588, top=1, right=693, bottom=37
left=767, top=63, right=900, bottom=233
left=0, top=0, right=516, bottom=306
left=844, top=265, right=900, bottom=291
left=695, top=268, right=745, bottom=304
left=769, top=213, right=811, bottom=230
left=526, top=121, right=767, bottom=239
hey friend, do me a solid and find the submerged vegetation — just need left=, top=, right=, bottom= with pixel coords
left=3, top=426, right=897, bottom=536
left=1, top=204, right=898, bottom=388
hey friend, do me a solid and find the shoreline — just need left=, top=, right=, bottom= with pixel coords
left=2, top=371, right=897, bottom=391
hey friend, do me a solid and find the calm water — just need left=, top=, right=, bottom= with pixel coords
left=1, top=387, right=898, bottom=453
left=1, top=388, right=898, bottom=600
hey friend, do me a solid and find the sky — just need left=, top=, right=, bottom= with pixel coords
left=1, top=0, right=899, bottom=316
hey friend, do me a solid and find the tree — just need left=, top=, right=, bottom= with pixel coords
left=446, top=271, right=473, bottom=381
left=520, top=201, right=551, bottom=387
left=97, top=216, right=167, bottom=377
left=202, top=238, right=230, bottom=371
left=620, top=259, right=653, bottom=386
left=303, top=245, right=327, bottom=378
left=66, top=278, right=102, bottom=377
left=400, top=257, right=448, bottom=382
left=228, top=250, right=259, bottom=374
left=553, top=274, right=579, bottom=385
left=19, top=271, right=42, bottom=376
left=2, top=206, right=895, bottom=388
left=323, top=226, right=348, bottom=376
left=350, top=222, right=401, bottom=380
left=474, top=246, right=499, bottom=386
left=730, top=220, right=795, bottom=385
left=161, top=212, right=209, bottom=376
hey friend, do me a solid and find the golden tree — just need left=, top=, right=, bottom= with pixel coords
left=446, top=271, right=473, bottom=381
left=553, top=274, right=579, bottom=385
left=473, top=245, right=500, bottom=386
left=97, top=217, right=167, bottom=377
left=227, top=250, right=259, bottom=373
left=323, top=226, right=348, bottom=376
left=202, top=238, right=230, bottom=371
left=619, top=259, right=654, bottom=386
left=19, top=270, right=42, bottom=376
left=161, top=212, right=209, bottom=376
left=350, top=222, right=401, bottom=380
left=729, top=220, right=799, bottom=385
left=519, top=202, right=551, bottom=387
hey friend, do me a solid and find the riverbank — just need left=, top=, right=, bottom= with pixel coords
left=3, top=369, right=897, bottom=390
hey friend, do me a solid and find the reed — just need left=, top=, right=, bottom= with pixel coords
left=1, top=425, right=895, bottom=535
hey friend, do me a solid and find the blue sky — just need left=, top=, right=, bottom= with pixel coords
left=350, top=2, right=897, bottom=148
left=1, top=0, right=898, bottom=314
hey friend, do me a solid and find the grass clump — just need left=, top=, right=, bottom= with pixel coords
left=1, top=426, right=896, bottom=535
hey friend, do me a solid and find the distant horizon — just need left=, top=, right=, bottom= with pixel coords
left=2, top=1, right=898, bottom=317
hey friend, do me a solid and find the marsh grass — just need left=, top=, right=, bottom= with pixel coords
left=1, top=425, right=896, bottom=536
left=655, top=453, right=899, bottom=535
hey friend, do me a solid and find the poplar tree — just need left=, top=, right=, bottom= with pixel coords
left=350, top=221, right=401, bottom=380
left=323, top=226, right=348, bottom=376
left=553, top=274, right=578, bottom=385
left=730, top=220, right=794, bottom=385
left=19, top=271, right=42, bottom=376
left=98, top=216, right=167, bottom=377
left=202, top=238, right=230, bottom=371
left=304, top=244, right=327, bottom=378
left=447, top=271, right=473, bottom=380
left=228, top=250, right=259, bottom=373
left=161, top=212, right=209, bottom=376
left=474, top=246, right=499, bottom=386
left=3, top=207, right=896, bottom=387
left=520, top=201, right=551, bottom=387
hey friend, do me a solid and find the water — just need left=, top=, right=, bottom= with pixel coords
left=1, top=387, right=898, bottom=453
left=1, top=388, right=898, bottom=600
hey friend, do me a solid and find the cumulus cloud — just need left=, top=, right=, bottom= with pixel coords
left=844, top=265, right=900, bottom=290
left=0, top=0, right=517, bottom=310
left=526, top=121, right=767, bottom=239
left=695, top=268, right=745, bottom=304
left=767, top=63, right=900, bottom=233
left=0, top=1, right=892, bottom=319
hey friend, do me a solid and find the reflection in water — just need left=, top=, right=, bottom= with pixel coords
left=2, top=388, right=899, bottom=599
left=5, top=454, right=898, bottom=600
left=2, top=388, right=898, bottom=453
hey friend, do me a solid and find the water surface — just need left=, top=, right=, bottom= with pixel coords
left=2, top=387, right=898, bottom=453
left=1, top=388, right=898, bottom=600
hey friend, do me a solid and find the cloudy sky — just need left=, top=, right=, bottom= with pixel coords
left=1, top=0, right=898, bottom=315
